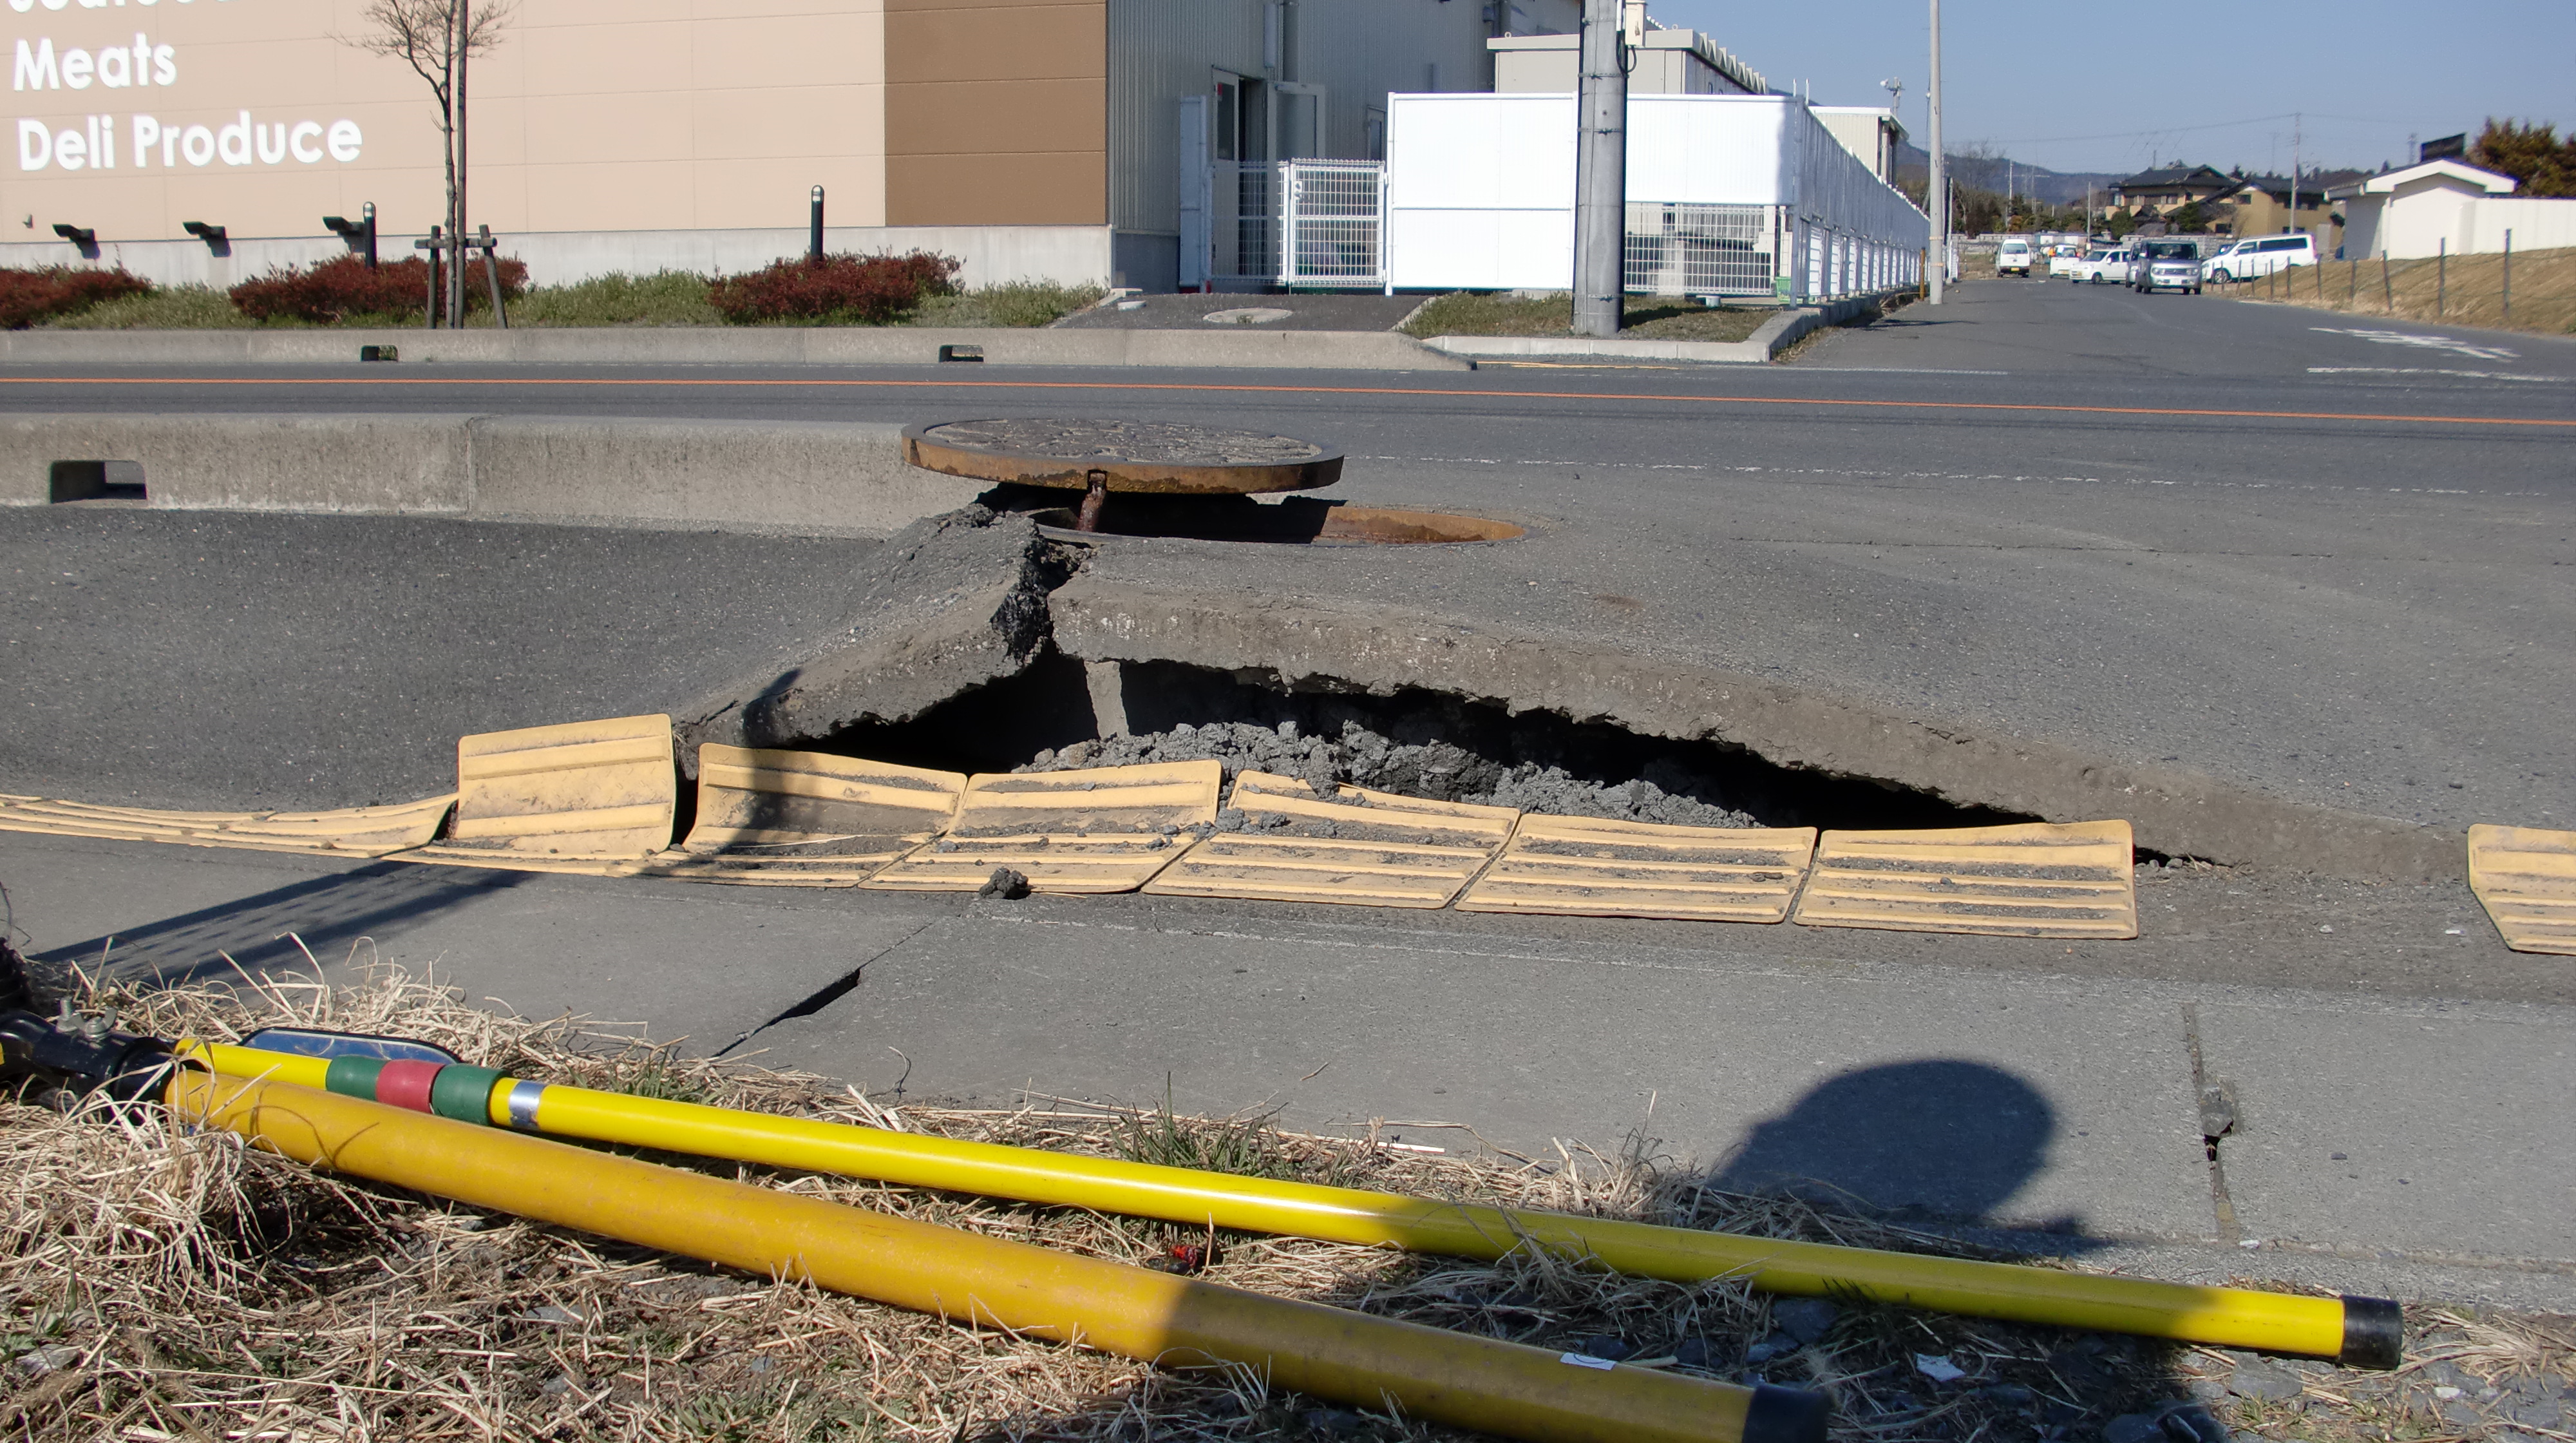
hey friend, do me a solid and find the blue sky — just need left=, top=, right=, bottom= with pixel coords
left=1650, top=0, right=2575, bottom=177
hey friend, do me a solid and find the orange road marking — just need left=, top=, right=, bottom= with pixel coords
left=2, top=374, right=2569, bottom=427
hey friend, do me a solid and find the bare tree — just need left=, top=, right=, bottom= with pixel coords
left=343, top=0, right=513, bottom=323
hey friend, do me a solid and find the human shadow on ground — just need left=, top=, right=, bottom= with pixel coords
left=1705, top=1058, right=2086, bottom=1238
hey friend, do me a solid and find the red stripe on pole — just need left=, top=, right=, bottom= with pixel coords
left=376, top=1059, right=444, bottom=1114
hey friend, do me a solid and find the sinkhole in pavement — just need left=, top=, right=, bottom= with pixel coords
left=821, top=655, right=2032, bottom=837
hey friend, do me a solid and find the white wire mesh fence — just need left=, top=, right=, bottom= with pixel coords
left=1278, top=161, right=1387, bottom=289
left=1623, top=202, right=1775, bottom=298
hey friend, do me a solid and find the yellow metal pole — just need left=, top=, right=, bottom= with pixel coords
left=193, top=1043, right=2399, bottom=1365
left=167, top=1070, right=1817, bottom=1443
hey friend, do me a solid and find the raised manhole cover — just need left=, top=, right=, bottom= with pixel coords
left=902, top=419, right=1342, bottom=495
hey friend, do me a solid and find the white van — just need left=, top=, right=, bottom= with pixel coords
left=1996, top=238, right=2034, bottom=276
left=2203, top=233, right=2316, bottom=283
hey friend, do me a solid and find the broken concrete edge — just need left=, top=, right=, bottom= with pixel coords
left=669, top=508, right=1074, bottom=774
left=0, top=412, right=985, bottom=535
left=1043, top=576, right=2463, bottom=884
left=1424, top=289, right=1906, bottom=365
left=0, top=325, right=1473, bottom=372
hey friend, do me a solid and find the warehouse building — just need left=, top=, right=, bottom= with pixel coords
left=3, top=0, right=1578, bottom=290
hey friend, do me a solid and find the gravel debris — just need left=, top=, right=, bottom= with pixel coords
left=1021, top=721, right=1757, bottom=829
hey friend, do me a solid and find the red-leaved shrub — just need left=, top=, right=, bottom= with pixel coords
left=229, top=254, right=529, bottom=323
left=706, top=251, right=960, bottom=324
left=0, top=266, right=153, bottom=329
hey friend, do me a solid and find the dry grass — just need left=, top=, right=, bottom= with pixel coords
left=5, top=962, right=2569, bottom=1443
left=2212, top=245, right=2576, bottom=336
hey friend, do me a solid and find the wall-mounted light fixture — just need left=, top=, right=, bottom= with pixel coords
left=182, top=221, right=227, bottom=245
left=323, top=203, right=379, bottom=267
left=52, top=223, right=95, bottom=247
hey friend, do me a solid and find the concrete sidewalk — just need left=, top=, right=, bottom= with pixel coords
left=12, top=830, right=2571, bottom=1311
left=0, top=325, right=1472, bottom=371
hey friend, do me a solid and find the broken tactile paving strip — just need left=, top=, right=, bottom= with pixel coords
left=864, top=760, right=1220, bottom=895
left=401, top=714, right=677, bottom=876
left=1143, top=771, right=1520, bottom=910
left=1790, top=820, right=2137, bottom=939
left=1456, top=816, right=1818, bottom=922
left=2467, top=823, right=2576, bottom=956
left=0, top=792, right=455, bottom=858
left=635, top=747, right=967, bottom=887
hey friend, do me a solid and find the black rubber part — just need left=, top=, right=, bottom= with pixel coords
left=1741, top=1382, right=1830, bottom=1443
left=2338, top=1295, right=2405, bottom=1370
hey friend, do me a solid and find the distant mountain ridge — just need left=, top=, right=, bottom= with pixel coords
left=1891, top=139, right=2121, bottom=206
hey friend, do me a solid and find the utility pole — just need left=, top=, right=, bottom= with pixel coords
left=1926, top=0, right=1944, bottom=303
left=1571, top=0, right=1632, bottom=338
left=2298, top=111, right=2318, bottom=238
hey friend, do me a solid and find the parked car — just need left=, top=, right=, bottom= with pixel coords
left=2047, top=247, right=2088, bottom=278
left=2067, top=247, right=2130, bottom=283
left=2130, top=239, right=2203, bottom=294
left=2202, top=233, right=2317, bottom=283
left=1997, top=238, right=2035, bottom=276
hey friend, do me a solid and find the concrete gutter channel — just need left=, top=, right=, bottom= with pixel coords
left=8, top=412, right=2458, bottom=881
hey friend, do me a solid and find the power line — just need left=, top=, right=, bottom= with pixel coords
left=1972, top=110, right=2436, bottom=147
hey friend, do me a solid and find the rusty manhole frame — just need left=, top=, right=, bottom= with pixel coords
left=904, top=418, right=1345, bottom=530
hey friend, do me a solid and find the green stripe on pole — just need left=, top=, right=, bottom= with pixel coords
left=324, top=1055, right=386, bottom=1100
left=430, top=1066, right=506, bottom=1125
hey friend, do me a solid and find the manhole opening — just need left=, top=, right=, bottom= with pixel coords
left=829, top=655, right=2034, bottom=834
left=50, top=461, right=147, bottom=504
left=989, top=489, right=1523, bottom=546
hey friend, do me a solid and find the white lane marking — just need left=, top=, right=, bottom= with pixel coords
left=1344, top=456, right=2518, bottom=496
left=2308, top=367, right=2568, bottom=383
left=2309, top=327, right=2521, bottom=361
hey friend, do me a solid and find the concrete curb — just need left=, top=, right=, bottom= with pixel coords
left=0, top=325, right=1474, bottom=372
left=2, top=412, right=980, bottom=535
left=1046, top=575, right=2463, bottom=883
left=1423, top=290, right=1904, bottom=365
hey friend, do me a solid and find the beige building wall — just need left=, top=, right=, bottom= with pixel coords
left=6, top=0, right=889, bottom=245
left=885, top=0, right=1103, bottom=225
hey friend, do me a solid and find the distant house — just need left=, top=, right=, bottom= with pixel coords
left=2213, top=172, right=2359, bottom=242
left=2109, top=165, right=2236, bottom=220
left=2329, top=158, right=2576, bottom=258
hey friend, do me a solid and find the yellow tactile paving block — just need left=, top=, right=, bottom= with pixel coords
left=1143, top=771, right=1520, bottom=910
left=2468, top=824, right=2576, bottom=957
left=1457, top=816, right=1818, bottom=922
left=864, top=760, right=1221, bottom=895
left=402, top=714, right=676, bottom=872
left=636, top=747, right=967, bottom=888
left=0, top=792, right=454, bottom=857
left=1791, top=820, right=2137, bottom=939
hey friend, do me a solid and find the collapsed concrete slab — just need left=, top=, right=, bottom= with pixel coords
left=1046, top=574, right=2461, bottom=883
left=671, top=506, right=1073, bottom=767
